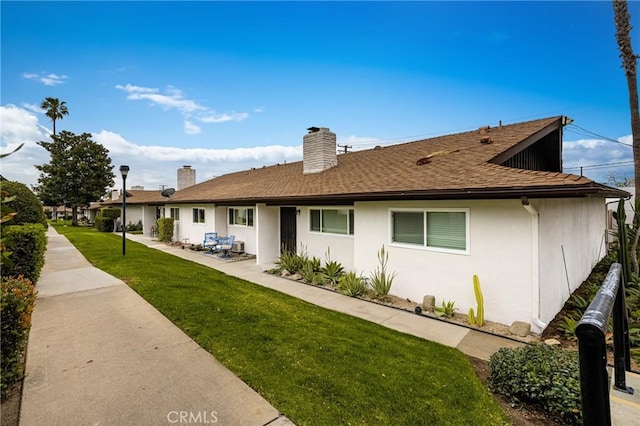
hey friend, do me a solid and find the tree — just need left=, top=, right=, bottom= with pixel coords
left=40, top=97, right=69, bottom=136
left=613, top=0, right=640, bottom=200
left=34, top=131, right=115, bottom=225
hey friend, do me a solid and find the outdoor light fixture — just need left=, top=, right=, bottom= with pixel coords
left=120, top=165, right=130, bottom=255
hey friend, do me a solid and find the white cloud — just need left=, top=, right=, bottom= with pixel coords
left=20, top=102, right=44, bottom=114
left=562, top=135, right=634, bottom=183
left=254, top=107, right=265, bottom=113
left=116, top=83, right=250, bottom=134
left=199, top=112, right=249, bottom=123
left=184, top=120, right=201, bottom=135
left=23, top=72, right=68, bottom=86
left=0, top=105, right=52, bottom=186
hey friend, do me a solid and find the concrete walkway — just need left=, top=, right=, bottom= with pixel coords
left=21, top=227, right=290, bottom=426
left=21, top=228, right=639, bottom=425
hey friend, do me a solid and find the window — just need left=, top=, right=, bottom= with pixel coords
left=192, top=208, right=205, bottom=224
left=229, top=207, right=254, bottom=227
left=391, top=209, right=467, bottom=252
left=170, top=208, right=180, bottom=221
left=309, top=208, right=354, bottom=235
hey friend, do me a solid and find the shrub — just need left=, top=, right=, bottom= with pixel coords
left=321, top=248, right=344, bottom=286
left=299, top=260, right=323, bottom=284
left=126, top=220, right=143, bottom=232
left=278, top=249, right=306, bottom=274
left=369, top=244, right=397, bottom=298
left=157, top=217, right=174, bottom=242
left=0, top=181, right=47, bottom=228
left=100, top=207, right=121, bottom=220
left=338, top=271, right=368, bottom=296
left=489, top=344, right=581, bottom=424
left=1, top=224, right=47, bottom=283
left=94, top=216, right=115, bottom=232
left=434, top=300, right=457, bottom=318
left=1, top=276, right=37, bottom=399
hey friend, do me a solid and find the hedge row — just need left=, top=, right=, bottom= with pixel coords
left=1, top=276, right=37, bottom=399
left=1, top=224, right=47, bottom=283
left=157, top=217, right=174, bottom=242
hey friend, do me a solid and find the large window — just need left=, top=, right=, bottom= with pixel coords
left=391, top=209, right=468, bottom=252
left=229, top=207, right=254, bottom=227
left=170, top=208, right=180, bottom=221
left=192, top=208, right=205, bottom=224
left=309, top=208, right=354, bottom=235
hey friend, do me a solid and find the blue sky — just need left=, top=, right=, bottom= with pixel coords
left=1, top=1, right=637, bottom=191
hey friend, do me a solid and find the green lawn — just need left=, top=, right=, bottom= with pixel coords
left=53, top=224, right=510, bottom=425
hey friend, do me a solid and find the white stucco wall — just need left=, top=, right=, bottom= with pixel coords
left=170, top=204, right=217, bottom=245
left=296, top=206, right=355, bottom=270
left=123, top=205, right=143, bottom=229
left=353, top=200, right=534, bottom=328
left=256, top=204, right=280, bottom=265
left=537, top=197, right=607, bottom=325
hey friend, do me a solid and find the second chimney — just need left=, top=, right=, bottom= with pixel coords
left=177, top=165, right=196, bottom=190
left=303, top=127, right=337, bottom=174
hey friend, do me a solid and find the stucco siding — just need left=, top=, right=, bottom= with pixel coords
left=256, top=204, right=280, bottom=265
left=296, top=207, right=355, bottom=270
left=353, top=200, right=534, bottom=328
left=170, top=204, right=217, bottom=245
left=537, top=198, right=606, bottom=325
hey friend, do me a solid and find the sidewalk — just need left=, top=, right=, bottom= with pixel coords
left=20, top=227, right=290, bottom=426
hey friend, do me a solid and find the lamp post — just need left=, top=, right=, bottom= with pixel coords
left=120, top=165, right=129, bottom=255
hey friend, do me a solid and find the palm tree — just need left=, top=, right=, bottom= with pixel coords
left=613, top=0, right=639, bottom=198
left=613, top=0, right=640, bottom=274
left=40, top=97, right=69, bottom=136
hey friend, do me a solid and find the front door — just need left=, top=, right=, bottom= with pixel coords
left=280, top=207, right=297, bottom=253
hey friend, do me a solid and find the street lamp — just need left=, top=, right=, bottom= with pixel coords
left=120, top=165, right=129, bottom=256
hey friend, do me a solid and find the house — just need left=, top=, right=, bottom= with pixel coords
left=100, top=188, right=167, bottom=234
left=159, top=116, right=626, bottom=333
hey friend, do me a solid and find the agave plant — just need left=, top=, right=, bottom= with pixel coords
left=338, top=271, right=368, bottom=296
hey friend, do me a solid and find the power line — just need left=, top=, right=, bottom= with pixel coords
left=565, top=124, right=632, bottom=147
left=564, top=160, right=634, bottom=171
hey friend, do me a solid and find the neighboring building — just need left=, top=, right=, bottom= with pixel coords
left=101, top=189, right=167, bottom=234
left=155, top=116, right=625, bottom=333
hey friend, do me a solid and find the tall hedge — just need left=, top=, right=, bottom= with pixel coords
left=1, top=224, right=47, bottom=283
left=1, top=276, right=37, bottom=399
left=94, top=216, right=115, bottom=232
left=100, top=207, right=121, bottom=219
left=157, top=217, right=174, bottom=242
left=0, top=181, right=47, bottom=228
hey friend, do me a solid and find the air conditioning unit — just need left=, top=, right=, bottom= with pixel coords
left=231, top=241, right=244, bottom=253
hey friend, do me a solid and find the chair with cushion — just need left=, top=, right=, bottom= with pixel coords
left=203, top=232, right=218, bottom=254
left=216, top=235, right=235, bottom=258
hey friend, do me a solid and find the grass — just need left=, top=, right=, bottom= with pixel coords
left=53, top=224, right=510, bottom=425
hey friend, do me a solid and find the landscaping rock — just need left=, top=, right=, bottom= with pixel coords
left=280, top=269, right=290, bottom=277
left=544, top=338, right=561, bottom=346
left=289, top=273, right=302, bottom=281
left=508, top=321, right=531, bottom=337
left=422, top=295, right=435, bottom=312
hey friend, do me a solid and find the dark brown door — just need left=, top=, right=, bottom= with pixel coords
left=280, top=207, right=297, bottom=253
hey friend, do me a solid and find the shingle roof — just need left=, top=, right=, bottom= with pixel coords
left=101, top=190, right=166, bottom=206
left=169, top=116, right=628, bottom=204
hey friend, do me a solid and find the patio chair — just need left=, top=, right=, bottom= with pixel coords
left=203, top=232, right=219, bottom=254
left=216, top=235, right=235, bottom=258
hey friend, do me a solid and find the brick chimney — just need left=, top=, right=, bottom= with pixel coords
left=303, top=127, right=337, bottom=174
left=177, top=165, right=196, bottom=190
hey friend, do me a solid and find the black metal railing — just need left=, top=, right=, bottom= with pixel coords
left=576, top=262, right=634, bottom=426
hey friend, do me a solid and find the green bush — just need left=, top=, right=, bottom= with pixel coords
left=278, top=249, right=306, bottom=274
left=0, top=180, right=47, bottom=228
left=369, top=245, right=397, bottom=298
left=1, top=224, right=47, bottom=283
left=489, top=344, right=581, bottom=424
left=1, top=276, right=37, bottom=399
left=157, top=218, right=174, bottom=242
left=338, top=271, right=368, bottom=296
left=126, top=220, right=143, bottom=232
left=94, top=216, right=115, bottom=232
left=99, top=207, right=121, bottom=220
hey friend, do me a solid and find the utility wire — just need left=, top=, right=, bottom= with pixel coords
left=565, top=124, right=632, bottom=147
left=564, top=160, right=634, bottom=171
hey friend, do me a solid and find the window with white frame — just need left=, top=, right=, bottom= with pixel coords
left=192, top=208, right=205, bottom=224
left=170, top=207, right=180, bottom=221
left=228, top=207, right=254, bottom=227
left=309, top=208, right=354, bottom=235
left=391, top=209, right=467, bottom=252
